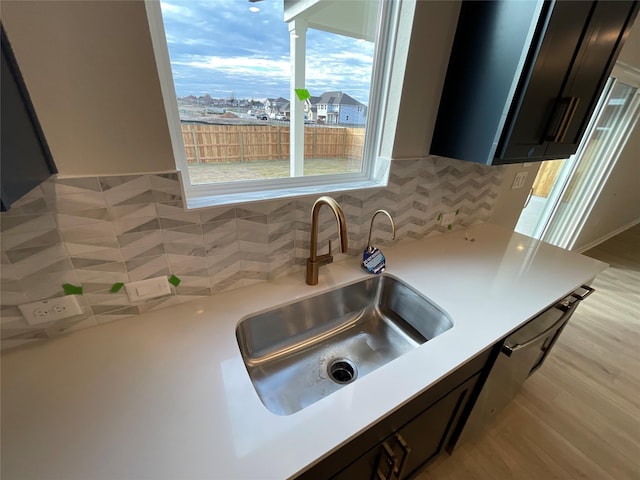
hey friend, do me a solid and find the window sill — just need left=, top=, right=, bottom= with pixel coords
left=182, top=159, right=391, bottom=209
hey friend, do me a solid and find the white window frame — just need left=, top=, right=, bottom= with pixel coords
left=145, top=0, right=400, bottom=209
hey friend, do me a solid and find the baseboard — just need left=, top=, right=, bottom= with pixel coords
left=574, top=218, right=640, bottom=253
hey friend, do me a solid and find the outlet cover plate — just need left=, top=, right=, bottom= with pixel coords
left=18, top=296, right=83, bottom=326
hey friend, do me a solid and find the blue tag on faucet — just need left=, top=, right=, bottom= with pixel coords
left=362, top=246, right=386, bottom=274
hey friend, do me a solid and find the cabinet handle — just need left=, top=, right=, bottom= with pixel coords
left=570, top=284, right=594, bottom=301
left=502, top=303, right=575, bottom=355
left=375, top=442, right=397, bottom=480
left=394, top=434, right=411, bottom=479
left=546, top=96, right=580, bottom=143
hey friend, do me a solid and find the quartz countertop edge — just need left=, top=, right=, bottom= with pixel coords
left=0, top=224, right=608, bottom=480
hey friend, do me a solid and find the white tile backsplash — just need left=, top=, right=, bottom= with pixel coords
left=0, top=158, right=504, bottom=349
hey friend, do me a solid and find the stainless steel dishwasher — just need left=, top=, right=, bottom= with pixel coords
left=458, top=285, right=595, bottom=444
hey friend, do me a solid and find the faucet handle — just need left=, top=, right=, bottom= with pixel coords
left=327, top=239, right=332, bottom=255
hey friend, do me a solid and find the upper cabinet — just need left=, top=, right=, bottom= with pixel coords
left=1, top=26, right=56, bottom=211
left=430, top=0, right=639, bottom=165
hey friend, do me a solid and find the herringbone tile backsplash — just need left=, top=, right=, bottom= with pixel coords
left=0, top=157, right=503, bottom=349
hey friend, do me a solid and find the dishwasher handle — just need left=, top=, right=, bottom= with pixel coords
left=502, top=299, right=578, bottom=356
left=571, top=284, right=595, bottom=301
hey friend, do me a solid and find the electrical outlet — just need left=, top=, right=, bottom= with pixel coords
left=18, top=296, right=83, bottom=326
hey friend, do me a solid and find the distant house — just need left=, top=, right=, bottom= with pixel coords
left=264, top=97, right=289, bottom=119
left=315, top=91, right=367, bottom=125
left=280, top=102, right=291, bottom=120
left=305, top=95, right=321, bottom=121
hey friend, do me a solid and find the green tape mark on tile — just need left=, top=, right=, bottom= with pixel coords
left=295, top=88, right=311, bottom=101
left=63, top=283, right=83, bottom=295
left=110, top=282, right=124, bottom=293
left=168, top=275, right=181, bottom=287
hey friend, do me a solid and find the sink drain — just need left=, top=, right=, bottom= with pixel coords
left=328, top=358, right=358, bottom=384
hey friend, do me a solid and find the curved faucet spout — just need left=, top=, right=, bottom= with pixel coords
left=306, top=196, right=348, bottom=285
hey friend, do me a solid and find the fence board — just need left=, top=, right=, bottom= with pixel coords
left=181, top=123, right=365, bottom=164
left=532, top=159, right=564, bottom=198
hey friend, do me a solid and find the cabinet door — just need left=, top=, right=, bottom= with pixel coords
left=0, top=27, right=56, bottom=211
left=331, top=436, right=396, bottom=480
left=331, top=374, right=481, bottom=480
left=395, top=373, right=480, bottom=479
left=544, top=1, right=638, bottom=159
left=497, top=2, right=592, bottom=163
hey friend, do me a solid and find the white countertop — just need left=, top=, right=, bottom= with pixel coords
left=0, top=224, right=607, bottom=480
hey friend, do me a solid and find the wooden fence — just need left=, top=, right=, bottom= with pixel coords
left=532, top=159, right=564, bottom=198
left=181, top=124, right=365, bottom=164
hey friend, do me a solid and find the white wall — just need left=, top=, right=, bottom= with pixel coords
left=490, top=163, right=541, bottom=230
left=1, top=0, right=176, bottom=175
left=390, top=1, right=460, bottom=159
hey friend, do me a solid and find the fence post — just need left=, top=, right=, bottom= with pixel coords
left=343, top=128, right=348, bottom=159
left=313, top=127, right=317, bottom=158
left=239, top=128, right=244, bottom=163
left=191, top=126, right=201, bottom=164
left=277, top=126, right=281, bottom=160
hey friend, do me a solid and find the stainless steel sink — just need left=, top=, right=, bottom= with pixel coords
left=236, top=275, right=453, bottom=415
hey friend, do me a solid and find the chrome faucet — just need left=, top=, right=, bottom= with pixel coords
left=306, top=196, right=348, bottom=285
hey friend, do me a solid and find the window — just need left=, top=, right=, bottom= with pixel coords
left=146, top=0, right=398, bottom=208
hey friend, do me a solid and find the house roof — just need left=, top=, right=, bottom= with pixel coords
left=317, top=91, right=364, bottom=106
left=266, top=97, right=289, bottom=106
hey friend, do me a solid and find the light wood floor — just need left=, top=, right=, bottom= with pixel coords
left=416, top=224, right=640, bottom=479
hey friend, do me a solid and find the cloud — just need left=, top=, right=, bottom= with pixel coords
left=160, top=0, right=376, bottom=103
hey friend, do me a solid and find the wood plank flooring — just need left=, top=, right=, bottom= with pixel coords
left=416, top=224, right=640, bottom=479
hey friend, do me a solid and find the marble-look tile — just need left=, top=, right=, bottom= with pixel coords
left=0, top=226, right=60, bottom=254
left=199, top=206, right=236, bottom=224
left=125, top=255, right=171, bottom=282
left=0, top=277, right=29, bottom=307
left=119, top=230, right=165, bottom=261
left=157, top=203, right=201, bottom=228
left=8, top=244, right=71, bottom=277
left=99, top=175, right=148, bottom=191
left=212, top=271, right=244, bottom=295
left=94, top=308, right=139, bottom=325
left=113, top=216, right=161, bottom=236
left=46, top=193, right=108, bottom=213
left=162, top=225, right=205, bottom=257
left=1, top=187, right=49, bottom=216
left=42, top=177, right=102, bottom=194
left=19, top=270, right=81, bottom=302
left=61, top=224, right=120, bottom=255
left=0, top=163, right=505, bottom=350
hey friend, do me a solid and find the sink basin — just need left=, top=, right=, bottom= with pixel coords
left=236, top=275, right=453, bottom=415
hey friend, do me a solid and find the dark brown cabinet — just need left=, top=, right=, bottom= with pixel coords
left=294, top=348, right=495, bottom=480
left=1, top=26, right=56, bottom=211
left=430, top=0, right=638, bottom=165
left=332, top=374, right=480, bottom=480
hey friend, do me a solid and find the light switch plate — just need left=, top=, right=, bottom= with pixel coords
left=125, top=276, right=172, bottom=302
left=511, top=171, right=529, bottom=190
left=18, top=296, right=83, bottom=326
left=440, top=212, right=456, bottom=226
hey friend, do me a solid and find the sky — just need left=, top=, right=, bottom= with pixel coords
left=160, top=0, right=375, bottom=105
